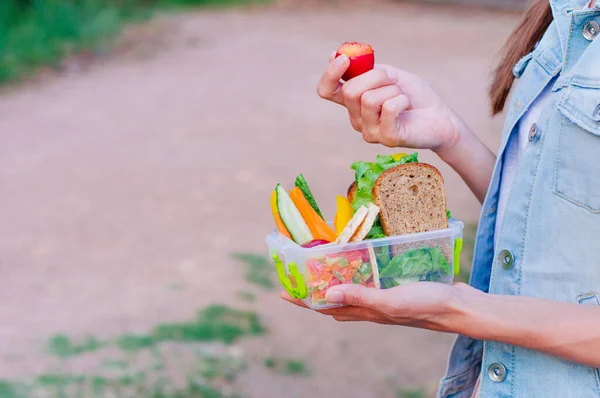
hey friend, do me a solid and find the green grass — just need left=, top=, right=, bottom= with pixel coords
left=231, top=253, right=276, bottom=290
left=263, top=357, right=276, bottom=369
left=151, top=304, right=266, bottom=344
left=37, top=373, right=86, bottom=386
left=0, top=304, right=271, bottom=398
left=193, top=353, right=247, bottom=382
left=0, top=0, right=135, bottom=83
left=396, top=388, right=426, bottom=398
left=116, top=334, right=156, bottom=352
left=0, top=305, right=310, bottom=398
left=0, top=0, right=268, bottom=85
left=0, top=381, right=18, bottom=398
left=0, top=375, right=241, bottom=398
left=283, top=360, right=310, bottom=376
left=48, top=305, right=266, bottom=358
left=48, top=335, right=106, bottom=358
left=236, top=291, right=256, bottom=302
left=101, top=360, right=130, bottom=370
left=17, top=352, right=248, bottom=397
left=263, top=357, right=311, bottom=377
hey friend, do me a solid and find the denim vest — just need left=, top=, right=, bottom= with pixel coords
left=438, top=1, right=600, bottom=397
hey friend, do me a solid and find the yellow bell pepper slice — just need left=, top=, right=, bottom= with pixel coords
left=270, top=190, right=292, bottom=239
left=392, top=152, right=408, bottom=161
left=334, top=195, right=354, bottom=235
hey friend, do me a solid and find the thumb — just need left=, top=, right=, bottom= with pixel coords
left=325, top=284, right=386, bottom=308
left=329, top=51, right=337, bottom=63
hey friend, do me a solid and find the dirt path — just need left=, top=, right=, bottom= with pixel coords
left=0, top=2, right=517, bottom=397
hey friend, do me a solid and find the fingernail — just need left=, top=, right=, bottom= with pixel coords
left=332, top=54, right=348, bottom=69
left=387, top=70, right=398, bottom=81
left=326, top=289, right=344, bottom=303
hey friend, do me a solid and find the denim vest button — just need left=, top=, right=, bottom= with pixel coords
left=498, top=249, right=514, bottom=269
left=528, top=123, right=539, bottom=142
left=488, top=363, right=507, bottom=382
left=582, top=21, right=599, bottom=41
left=593, top=104, right=600, bottom=122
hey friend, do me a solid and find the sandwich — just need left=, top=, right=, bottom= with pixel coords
left=339, top=152, right=448, bottom=241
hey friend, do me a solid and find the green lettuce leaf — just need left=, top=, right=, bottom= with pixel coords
left=379, top=247, right=450, bottom=279
left=374, top=246, right=391, bottom=269
left=365, top=218, right=386, bottom=239
left=446, top=209, right=452, bottom=219
left=379, top=276, right=421, bottom=289
left=349, top=152, right=418, bottom=212
left=375, top=153, right=418, bottom=168
left=379, top=277, right=399, bottom=289
left=349, top=153, right=419, bottom=237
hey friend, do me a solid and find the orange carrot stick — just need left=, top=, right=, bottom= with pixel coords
left=270, top=190, right=292, bottom=239
left=289, top=187, right=336, bottom=242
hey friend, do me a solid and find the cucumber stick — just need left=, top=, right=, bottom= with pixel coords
left=276, top=184, right=313, bottom=245
left=294, top=174, right=324, bottom=219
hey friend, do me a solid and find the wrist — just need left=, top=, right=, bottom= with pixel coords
left=439, top=283, right=490, bottom=336
left=434, top=109, right=474, bottom=165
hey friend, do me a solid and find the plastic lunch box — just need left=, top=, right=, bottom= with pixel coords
left=266, top=219, right=464, bottom=309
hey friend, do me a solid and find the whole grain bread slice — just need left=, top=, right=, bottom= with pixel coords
left=372, top=163, right=447, bottom=236
left=347, top=181, right=356, bottom=203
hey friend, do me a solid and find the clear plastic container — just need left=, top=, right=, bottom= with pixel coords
left=266, top=219, right=464, bottom=309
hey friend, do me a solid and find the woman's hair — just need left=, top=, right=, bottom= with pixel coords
left=489, top=0, right=554, bottom=115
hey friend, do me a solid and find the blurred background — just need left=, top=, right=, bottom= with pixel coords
left=0, top=0, right=519, bottom=397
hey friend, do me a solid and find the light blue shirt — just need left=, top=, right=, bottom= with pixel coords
left=438, top=0, right=600, bottom=396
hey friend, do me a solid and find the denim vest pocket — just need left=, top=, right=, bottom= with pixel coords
left=577, top=292, right=600, bottom=392
left=553, top=83, right=600, bottom=212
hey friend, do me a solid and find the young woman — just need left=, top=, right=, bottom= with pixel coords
left=281, top=0, right=600, bottom=396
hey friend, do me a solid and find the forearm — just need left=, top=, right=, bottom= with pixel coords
left=449, top=288, right=600, bottom=368
left=436, top=113, right=496, bottom=203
